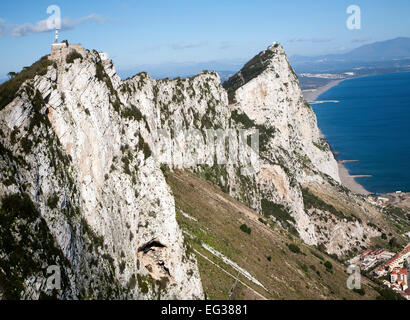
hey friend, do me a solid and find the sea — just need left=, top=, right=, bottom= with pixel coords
left=313, top=72, right=410, bottom=194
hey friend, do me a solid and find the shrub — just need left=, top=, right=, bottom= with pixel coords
left=231, top=110, right=255, bottom=129
left=288, top=243, right=301, bottom=254
left=122, top=156, right=131, bottom=176
left=20, top=137, right=33, bottom=153
left=128, top=274, right=136, bottom=290
left=137, top=274, right=149, bottom=294
left=0, top=56, right=53, bottom=110
left=299, top=264, right=308, bottom=273
left=119, top=261, right=126, bottom=274
left=302, top=188, right=347, bottom=220
left=66, top=50, right=83, bottom=64
left=121, top=104, right=143, bottom=121
left=313, top=141, right=328, bottom=152
left=240, top=224, right=251, bottom=235
left=324, top=261, right=333, bottom=271
left=310, top=249, right=324, bottom=261
left=376, top=288, right=406, bottom=300
left=95, top=60, right=106, bottom=82
left=258, top=217, right=267, bottom=225
left=261, top=199, right=294, bottom=223
left=7, top=72, right=17, bottom=79
left=46, top=194, right=59, bottom=209
left=353, top=288, right=365, bottom=296
left=389, top=237, right=400, bottom=250
left=137, top=134, right=152, bottom=160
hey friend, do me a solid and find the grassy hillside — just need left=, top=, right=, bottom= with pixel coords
left=166, top=170, right=384, bottom=300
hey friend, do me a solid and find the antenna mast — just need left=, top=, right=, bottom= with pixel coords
left=54, top=28, right=59, bottom=43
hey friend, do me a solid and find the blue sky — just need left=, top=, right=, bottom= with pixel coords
left=1, top=0, right=410, bottom=78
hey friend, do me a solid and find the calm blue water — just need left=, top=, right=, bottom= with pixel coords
left=313, top=72, right=410, bottom=193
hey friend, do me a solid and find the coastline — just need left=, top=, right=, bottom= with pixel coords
left=337, top=162, right=370, bottom=195
left=304, top=78, right=371, bottom=195
left=303, top=79, right=345, bottom=102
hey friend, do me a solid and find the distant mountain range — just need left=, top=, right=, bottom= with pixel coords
left=290, top=37, right=410, bottom=73
left=115, top=37, right=410, bottom=80
left=117, top=60, right=245, bottom=81
left=293, top=37, right=410, bottom=62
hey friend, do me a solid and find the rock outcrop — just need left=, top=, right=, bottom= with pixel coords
left=0, top=43, right=383, bottom=299
left=0, top=50, right=202, bottom=299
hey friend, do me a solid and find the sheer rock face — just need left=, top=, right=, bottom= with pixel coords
left=223, top=44, right=341, bottom=245
left=225, top=44, right=340, bottom=183
left=119, top=44, right=342, bottom=246
left=0, top=43, right=377, bottom=299
left=0, top=50, right=203, bottom=299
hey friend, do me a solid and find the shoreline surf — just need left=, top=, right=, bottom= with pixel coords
left=303, top=79, right=345, bottom=103
left=304, top=78, right=370, bottom=195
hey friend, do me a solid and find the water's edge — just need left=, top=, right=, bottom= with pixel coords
left=312, top=72, right=410, bottom=194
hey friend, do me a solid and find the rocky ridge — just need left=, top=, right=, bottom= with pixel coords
left=0, top=43, right=390, bottom=299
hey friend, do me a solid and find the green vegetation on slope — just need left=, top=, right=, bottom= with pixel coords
left=230, top=110, right=275, bottom=153
left=65, top=50, right=83, bottom=64
left=302, top=187, right=354, bottom=221
left=167, top=170, right=382, bottom=300
left=0, top=193, right=70, bottom=299
left=0, top=56, right=54, bottom=110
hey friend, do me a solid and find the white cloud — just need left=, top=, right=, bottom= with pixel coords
left=170, top=41, right=207, bottom=50
left=11, top=14, right=106, bottom=37
left=0, top=18, right=6, bottom=38
left=145, top=41, right=209, bottom=51
left=351, top=37, right=371, bottom=43
left=288, top=37, right=333, bottom=43
left=219, top=41, right=233, bottom=50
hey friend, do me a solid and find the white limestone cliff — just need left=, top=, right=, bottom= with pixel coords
left=0, top=50, right=203, bottom=299
left=0, top=43, right=380, bottom=299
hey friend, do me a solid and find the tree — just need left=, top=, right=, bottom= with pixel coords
left=239, top=224, right=251, bottom=235
left=324, top=261, right=333, bottom=271
left=288, top=243, right=301, bottom=254
left=7, top=72, right=17, bottom=79
left=353, top=288, right=365, bottom=296
left=389, top=237, right=399, bottom=249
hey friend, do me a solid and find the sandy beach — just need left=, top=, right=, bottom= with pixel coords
left=304, top=78, right=371, bottom=195
left=337, top=162, right=370, bottom=195
left=303, top=79, right=345, bottom=102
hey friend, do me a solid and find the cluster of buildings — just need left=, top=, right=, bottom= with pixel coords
left=373, top=244, right=410, bottom=300
left=366, top=194, right=390, bottom=208
left=374, top=244, right=410, bottom=276
left=49, top=29, right=109, bottom=63
left=299, top=73, right=347, bottom=79
left=380, top=267, right=410, bottom=299
left=349, top=244, right=410, bottom=299
left=348, top=248, right=395, bottom=271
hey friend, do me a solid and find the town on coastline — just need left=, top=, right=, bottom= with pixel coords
left=304, top=77, right=410, bottom=300
left=348, top=190, right=410, bottom=300
left=348, top=243, right=410, bottom=300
